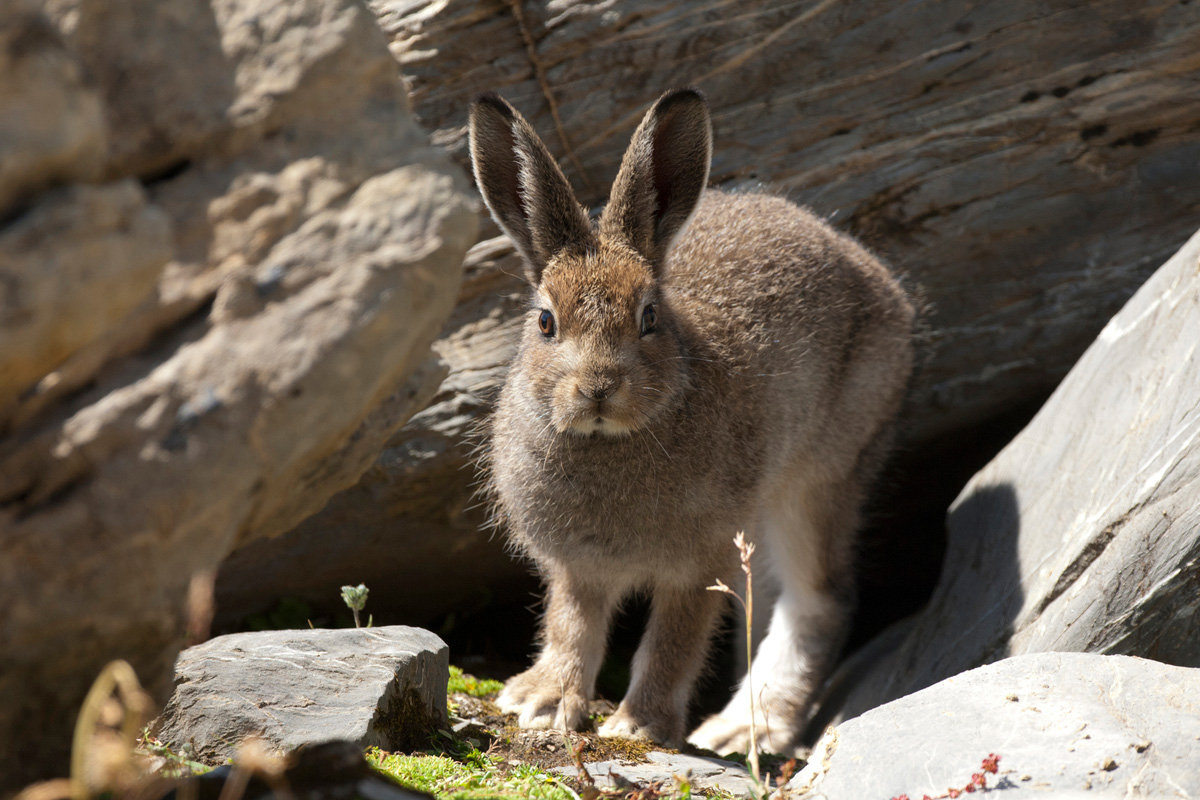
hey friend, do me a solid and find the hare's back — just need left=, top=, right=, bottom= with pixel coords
left=666, top=190, right=908, bottom=350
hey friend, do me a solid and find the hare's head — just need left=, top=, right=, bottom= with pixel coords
left=469, top=89, right=711, bottom=437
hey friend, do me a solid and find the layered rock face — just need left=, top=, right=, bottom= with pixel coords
left=375, top=0, right=1200, bottom=443
left=0, top=0, right=476, bottom=787
left=215, top=237, right=531, bottom=631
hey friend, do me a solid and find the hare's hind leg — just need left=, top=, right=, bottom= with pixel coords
left=687, top=473, right=859, bottom=756
left=498, top=565, right=621, bottom=731
left=598, top=578, right=727, bottom=746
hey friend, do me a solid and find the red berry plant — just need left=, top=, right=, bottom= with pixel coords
left=890, top=753, right=1002, bottom=800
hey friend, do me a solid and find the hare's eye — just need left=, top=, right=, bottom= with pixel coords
left=538, top=309, right=556, bottom=337
left=640, top=304, right=657, bottom=336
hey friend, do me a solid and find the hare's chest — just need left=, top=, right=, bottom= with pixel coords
left=498, top=436, right=746, bottom=569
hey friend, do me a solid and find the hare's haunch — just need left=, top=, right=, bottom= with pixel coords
left=470, top=88, right=914, bottom=754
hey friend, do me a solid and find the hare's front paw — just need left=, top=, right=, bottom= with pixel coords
left=597, top=703, right=682, bottom=746
left=496, top=666, right=588, bottom=730
left=687, top=711, right=793, bottom=757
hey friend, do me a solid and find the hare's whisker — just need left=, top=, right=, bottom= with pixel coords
left=644, top=427, right=671, bottom=460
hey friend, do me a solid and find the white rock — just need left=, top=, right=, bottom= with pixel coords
left=788, top=653, right=1200, bottom=799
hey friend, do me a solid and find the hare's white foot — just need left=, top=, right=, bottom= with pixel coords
left=496, top=665, right=589, bottom=730
left=597, top=702, right=681, bottom=746
left=687, top=707, right=794, bottom=756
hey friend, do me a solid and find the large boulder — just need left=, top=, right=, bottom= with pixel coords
left=0, top=181, right=171, bottom=415
left=0, top=0, right=477, bottom=787
left=827, top=227, right=1200, bottom=720
left=789, top=653, right=1200, bottom=798
left=155, top=627, right=449, bottom=763
left=0, top=1, right=105, bottom=215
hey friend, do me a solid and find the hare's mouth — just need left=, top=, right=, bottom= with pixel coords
left=564, top=412, right=635, bottom=437
left=553, top=386, right=646, bottom=437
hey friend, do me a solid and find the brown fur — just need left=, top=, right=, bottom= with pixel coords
left=469, top=89, right=914, bottom=753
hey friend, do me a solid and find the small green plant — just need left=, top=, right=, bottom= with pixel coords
left=341, top=583, right=372, bottom=628
left=448, top=666, right=504, bottom=698
left=138, top=732, right=211, bottom=778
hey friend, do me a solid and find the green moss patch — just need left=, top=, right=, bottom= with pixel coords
left=368, top=748, right=573, bottom=800
left=448, top=666, right=505, bottom=698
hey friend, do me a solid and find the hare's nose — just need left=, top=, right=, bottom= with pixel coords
left=579, top=374, right=621, bottom=402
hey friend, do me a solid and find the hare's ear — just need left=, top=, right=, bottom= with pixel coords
left=601, top=88, right=711, bottom=272
left=469, top=93, right=595, bottom=283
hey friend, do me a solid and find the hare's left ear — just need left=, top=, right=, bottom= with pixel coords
left=601, top=88, right=711, bottom=272
left=469, top=92, right=595, bottom=284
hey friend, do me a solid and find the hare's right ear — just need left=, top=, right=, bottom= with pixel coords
left=469, top=93, right=595, bottom=283
left=601, top=88, right=711, bottom=273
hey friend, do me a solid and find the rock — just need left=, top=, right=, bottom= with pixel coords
left=155, top=627, right=449, bottom=763
left=787, top=653, right=1200, bottom=799
left=52, top=0, right=412, bottom=181
left=0, top=1, right=105, bottom=215
left=825, top=228, right=1200, bottom=721
left=0, top=0, right=477, bottom=787
left=556, top=751, right=758, bottom=797
left=214, top=235, right=530, bottom=627
left=55, top=0, right=236, bottom=179
left=375, top=0, right=1200, bottom=445
left=15, top=0, right=468, bottom=429
left=0, top=181, right=171, bottom=419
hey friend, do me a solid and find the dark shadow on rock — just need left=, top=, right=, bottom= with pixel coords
left=852, top=395, right=1045, bottom=654
left=806, top=481, right=1024, bottom=737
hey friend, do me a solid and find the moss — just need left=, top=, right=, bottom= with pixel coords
left=448, top=666, right=504, bottom=698
left=367, top=748, right=575, bottom=800
left=587, top=733, right=658, bottom=763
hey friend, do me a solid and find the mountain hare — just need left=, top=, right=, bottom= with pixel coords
left=469, top=88, right=914, bottom=754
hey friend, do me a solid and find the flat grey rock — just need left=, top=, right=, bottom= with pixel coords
left=154, top=626, right=448, bottom=763
left=557, top=750, right=759, bottom=797
left=788, top=653, right=1200, bottom=799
